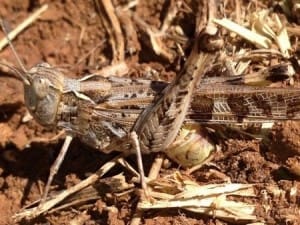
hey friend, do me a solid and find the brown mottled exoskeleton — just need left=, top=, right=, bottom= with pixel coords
left=2, top=19, right=300, bottom=215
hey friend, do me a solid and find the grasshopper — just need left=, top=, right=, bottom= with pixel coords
left=1, top=18, right=300, bottom=213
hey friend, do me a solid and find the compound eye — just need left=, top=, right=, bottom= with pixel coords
left=33, top=77, right=50, bottom=99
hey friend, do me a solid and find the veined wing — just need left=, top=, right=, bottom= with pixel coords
left=188, top=84, right=300, bottom=124
left=82, top=75, right=300, bottom=140
left=90, top=83, right=300, bottom=127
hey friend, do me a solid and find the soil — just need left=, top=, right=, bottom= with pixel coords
left=0, top=0, right=299, bottom=225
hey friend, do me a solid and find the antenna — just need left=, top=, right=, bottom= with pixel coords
left=0, top=61, right=28, bottom=80
left=0, top=18, right=30, bottom=85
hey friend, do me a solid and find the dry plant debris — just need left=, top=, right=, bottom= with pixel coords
left=0, top=0, right=300, bottom=225
left=139, top=172, right=257, bottom=223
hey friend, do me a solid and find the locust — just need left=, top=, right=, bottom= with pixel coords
left=1, top=18, right=300, bottom=216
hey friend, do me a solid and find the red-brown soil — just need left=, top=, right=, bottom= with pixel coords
left=0, top=1, right=299, bottom=225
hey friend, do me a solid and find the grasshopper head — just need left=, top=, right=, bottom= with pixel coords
left=0, top=20, right=64, bottom=126
left=24, top=63, right=64, bottom=126
left=0, top=62, right=64, bottom=126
